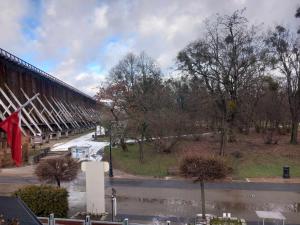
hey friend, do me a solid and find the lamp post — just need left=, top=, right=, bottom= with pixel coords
left=109, top=122, right=113, bottom=177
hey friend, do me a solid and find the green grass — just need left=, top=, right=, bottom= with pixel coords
left=230, top=154, right=300, bottom=179
left=94, top=136, right=110, bottom=142
left=104, top=142, right=300, bottom=179
left=104, top=143, right=178, bottom=177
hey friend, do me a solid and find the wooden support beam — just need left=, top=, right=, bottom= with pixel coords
left=52, top=97, right=79, bottom=128
left=43, top=96, right=69, bottom=130
left=20, top=88, right=53, bottom=132
left=0, top=98, right=28, bottom=136
left=4, top=84, right=42, bottom=134
left=35, top=95, right=62, bottom=131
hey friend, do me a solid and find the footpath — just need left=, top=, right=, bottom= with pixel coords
left=1, top=165, right=300, bottom=184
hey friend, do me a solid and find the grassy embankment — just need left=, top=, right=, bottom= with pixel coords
left=103, top=134, right=300, bottom=179
left=104, top=143, right=178, bottom=177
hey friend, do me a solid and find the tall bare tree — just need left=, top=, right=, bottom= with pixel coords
left=108, top=52, right=162, bottom=162
left=266, top=26, right=300, bottom=144
left=177, top=10, right=266, bottom=155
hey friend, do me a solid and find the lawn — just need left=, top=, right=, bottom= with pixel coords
left=104, top=143, right=178, bottom=177
left=103, top=133, right=300, bottom=179
left=94, top=136, right=110, bottom=142
left=231, top=154, right=300, bottom=178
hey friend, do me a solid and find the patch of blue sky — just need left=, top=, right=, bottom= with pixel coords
left=106, top=35, right=120, bottom=44
left=19, top=51, right=57, bottom=72
left=57, top=47, right=69, bottom=58
left=86, top=63, right=103, bottom=74
left=101, top=35, right=132, bottom=54
left=21, top=0, right=42, bottom=40
left=39, top=60, right=57, bottom=72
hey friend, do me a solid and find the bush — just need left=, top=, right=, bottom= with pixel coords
left=35, top=156, right=79, bottom=187
left=210, top=217, right=243, bottom=225
left=13, top=185, right=68, bottom=217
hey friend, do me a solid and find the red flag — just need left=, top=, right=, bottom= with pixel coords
left=0, top=111, right=22, bottom=166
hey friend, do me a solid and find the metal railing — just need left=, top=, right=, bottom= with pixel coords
left=0, top=47, right=95, bottom=101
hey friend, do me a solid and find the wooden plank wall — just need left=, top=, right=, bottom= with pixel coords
left=0, top=55, right=97, bottom=167
left=0, top=57, right=96, bottom=107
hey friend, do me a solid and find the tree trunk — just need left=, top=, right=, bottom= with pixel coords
left=219, top=117, right=227, bottom=156
left=200, top=180, right=206, bottom=220
left=219, top=129, right=226, bottom=156
left=228, top=119, right=236, bottom=142
left=55, top=177, right=61, bottom=187
left=138, top=136, right=144, bottom=163
left=120, top=137, right=128, bottom=152
left=290, top=118, right=298, bottom=144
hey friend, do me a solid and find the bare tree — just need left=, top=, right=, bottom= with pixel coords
left=35, top=157, right=79, bottom=187
left=96, top=83, right=129, bottom=151
left=266, top=26, right=300, bottom=144
left=180, top=153, right=231, bottom=220
left=177, top=10, right=266, bottom=155
left=108, top=52, right=163, bottom=162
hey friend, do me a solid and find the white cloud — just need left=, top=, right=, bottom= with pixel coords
left=0, top=0, right=30, bottom=53
left=72, top=72, right=106, bottom=96
left=1, top=0, right=299, bottom=96
left=94, top=6, right=108, bottom=29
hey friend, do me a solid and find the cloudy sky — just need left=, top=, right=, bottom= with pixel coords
left=0, top=0, right=299, bottom=96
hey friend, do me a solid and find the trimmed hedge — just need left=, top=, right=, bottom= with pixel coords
left=13, top=185, right=69, bottom=217
left=210, top=218, right=243, bottom=225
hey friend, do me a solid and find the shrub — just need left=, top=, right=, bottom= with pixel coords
left=35, top=156, right=79, bottom=187
left=13, top=185, right=68, bottom=217
left=210, top=217, right=243, bottom=225
left=180, top=153, right=232, bottom=220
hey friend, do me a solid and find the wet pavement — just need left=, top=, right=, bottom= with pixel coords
left=107, top=178, right=300, bottom=192
left=64, top=173, right=300, bottom=225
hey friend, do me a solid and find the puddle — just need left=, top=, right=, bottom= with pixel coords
left=66, top=174, right=300, bottom=223
left=113, top=195, right=300, bottom=214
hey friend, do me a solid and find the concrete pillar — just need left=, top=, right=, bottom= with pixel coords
left=85, top=161, right=105, bottom=214
left=56, top=131, right=61, bottom=139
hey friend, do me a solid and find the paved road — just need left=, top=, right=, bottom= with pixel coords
left=0, top=175, right=300, bottom=192
left=0, top=176, right=38, bottom=184
left=116, top=214, right=298, bottom=225
left=107, top=178, right=300, bottom=192
left=1, top=175, right=299, bottom=224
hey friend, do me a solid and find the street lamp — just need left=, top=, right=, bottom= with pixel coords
left=109, top=122, right=113, bottom=177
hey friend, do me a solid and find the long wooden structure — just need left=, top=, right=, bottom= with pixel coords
left=0, top=47, right=101, bottom=166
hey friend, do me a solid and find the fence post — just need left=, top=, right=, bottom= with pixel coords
left=123, top=218, right=128, bottom=225
left=85, top=215, right=91, bottom=225
left=48, top=213, right=54, bottom=225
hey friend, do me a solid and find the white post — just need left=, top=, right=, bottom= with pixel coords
left=85, top=161, right=105, bottom=214
left=123, top=218, right=129, bottom=225
left=85, top=215, right=91, bottom=225
left=48, top=213, right=54, bottom=225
